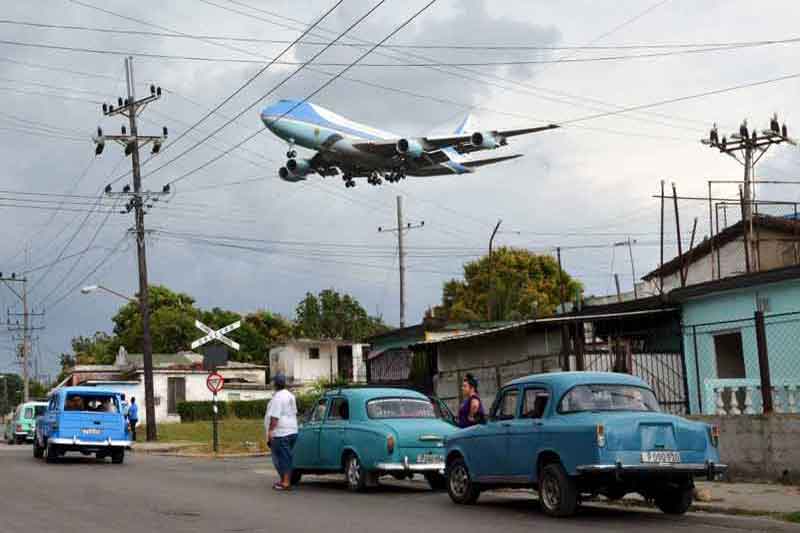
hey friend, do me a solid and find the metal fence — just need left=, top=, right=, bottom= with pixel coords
left=685, top=310, right=800, bottom=415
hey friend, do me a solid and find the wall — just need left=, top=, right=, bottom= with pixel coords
left=270, top=342, right=367, bottom=384
left=691, top=414, right=800, bottom=483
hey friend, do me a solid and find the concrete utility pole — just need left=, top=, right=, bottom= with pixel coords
left=1, top=274, right=43, bottom=402
left=703, top=115, right=796, bottom=271
left=93, top=56, right=169, bottom=441
left=487, top=219, right=502, bottom=321
left=378, top=196, right=424, bottom=328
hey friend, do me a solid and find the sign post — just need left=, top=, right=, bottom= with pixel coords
left=192, top=320, right=239, bottom=455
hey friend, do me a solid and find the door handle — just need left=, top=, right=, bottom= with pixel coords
left=501, top=422, right=512, bottom=428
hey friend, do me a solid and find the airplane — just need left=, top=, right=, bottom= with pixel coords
left=260, top=99, right=559, bottom=188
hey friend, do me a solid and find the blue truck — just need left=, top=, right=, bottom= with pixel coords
left=34, top=387, right=132, bottom=464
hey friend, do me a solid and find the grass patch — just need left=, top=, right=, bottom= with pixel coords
left=152, top=417, right=266, bottom=454
left=785, top=512, right=800, bottom=523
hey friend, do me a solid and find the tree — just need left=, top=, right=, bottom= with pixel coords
left=294, top=289, right=389, bottom=341
left=435, top=247, right=583, bottom=321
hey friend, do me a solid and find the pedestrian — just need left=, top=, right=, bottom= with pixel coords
left=127, top=397, right=139, bottom=442
left=265, top=373, right=298, bottom=491
left=457, top=373, right=486, bottom=428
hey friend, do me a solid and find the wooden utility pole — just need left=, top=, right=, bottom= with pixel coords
left=659, top=180, right=665, bottom=293
left=378, top=196, right=423, bottom=328
left=488, top=219, right=502, bottom=321
left=1, top=275, right=43, bottom=402
left=672, top=183, right=686, bottom=287
left=94, top=57, right=169, bottom=441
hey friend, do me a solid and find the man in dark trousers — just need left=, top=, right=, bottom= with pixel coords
left=127, top=397, right=139, bottom=442
left=265, top=374, right=298, bottom=490
left=457, top=373, right=486, bottom=428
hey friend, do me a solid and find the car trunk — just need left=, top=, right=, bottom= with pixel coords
left=602, top=412, right=706, bottom=452
left=380, top=419, right=451, bottom=449
left=57, top=412, right=123, bottom=442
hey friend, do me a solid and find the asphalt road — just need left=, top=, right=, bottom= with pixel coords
left=1, top=443, right=797, bottom=533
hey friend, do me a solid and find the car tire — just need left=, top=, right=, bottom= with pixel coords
left=290, top=469, right=303, bottom=486
left=446, top=458, right=480, bottom=505
left=15, top=436, right=25, bottom=445
left=345, top=454, right=367, bottom=492
left=44, top=441, right=59, bottom=464
left=425, top=472, right=447, bottom=491
left=7, top=435, right=14, bottom=445
left=538, top=462, right=579, bottom=518
left=655, top=486, right=693, bottom=515
left=33, top=437, right=44, bottom=459
left=111, top=449, right=125, bottom=465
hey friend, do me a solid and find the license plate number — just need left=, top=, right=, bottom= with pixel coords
left=641, top=451, right=680, bottom=464
left=81, top=428, right=102, bottom=436
left=416, top=453, right=443, bottom=464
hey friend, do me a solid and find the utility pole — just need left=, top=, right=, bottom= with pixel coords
left=703, top=115, right=796, bottom=272
left=612, top=239, right=638, bottom=299
left=378, top=196, right=423, bottom=328
left=488, top=219, right=502, bottom=321
left=614, top=274, right=622, bottom=303
left=93, top=57, right=169, bottom=441
left=1, top=273, right=42, bottom=402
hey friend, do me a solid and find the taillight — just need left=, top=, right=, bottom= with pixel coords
left=387, top=435, right=395, bottom=454
left=16, top=424, right=23, bottom=432
left=709, top=425, right=720, bottom=447
left=596, top=424, right=606, bottom=448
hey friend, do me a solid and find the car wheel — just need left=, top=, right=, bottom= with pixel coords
left=33, top=437, right=44, bottom=459
left=655, top=486, right=693, bottom=515
left=15, top=436, right=25, bottom=445
left=538, top=462, right=579, bottom=517
left=111, top=449, right=125, bottom=464
left=446, top=458, right=480, bottom=505
left=290, top=469, right=303, bottom=486
left=44, top=442, right=59, bottom=464
left=425, top=472, right=447, bottom=491
left=345, top=454, right=367, bottom=492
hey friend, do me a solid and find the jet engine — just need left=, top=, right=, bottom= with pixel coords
left=396, top=138, right=424, bottom=158
left=279, top=158, right=313, bottom=182
left=470, top=131, right=500, bottom=149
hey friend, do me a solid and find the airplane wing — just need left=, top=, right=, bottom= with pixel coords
left=461, top=154, right=524, bottom=167
left=424, top=124, right=559, bottom=151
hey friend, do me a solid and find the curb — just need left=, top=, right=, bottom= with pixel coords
left=590, top=497, right=798, bottom=522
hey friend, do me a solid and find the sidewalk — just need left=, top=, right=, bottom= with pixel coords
left=131, top=440, right=268, bottom=458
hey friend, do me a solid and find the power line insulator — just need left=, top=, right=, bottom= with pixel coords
left=162, top=126, right=168, bottom=137
left=102, top=103, right=108, bottom=114
left=123, top=184, right=131, bottom=193
left=156, top=86, right=162, bottom=96
left=150, top=84, right=156, bottom=95
left=118, top=97, right=123, bottom=107
left=105, top=184, right=112, bottom=194
left=121, top=125, right=127, bottom=135
left=782, top=123, right=788, bottom=138
left=125, top=142, right=134, bottom=156
left=162, top=184, right=171, bottom=193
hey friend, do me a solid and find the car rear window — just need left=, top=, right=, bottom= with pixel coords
left=366, top=398, right=436, bottom=419
left=64, top=394, right=119, bottom=413
left=34, top=405, right=46, bottom=417
left=559, top=385, right=660, bottom=413
left=23, top=407, right=33, bottom=419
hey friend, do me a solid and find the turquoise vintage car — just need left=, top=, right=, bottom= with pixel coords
left=291, top=387, right=457, bottom=491
left=4, top=401, right=48, bottom=444
left=445, top=372, right=726, bottom=517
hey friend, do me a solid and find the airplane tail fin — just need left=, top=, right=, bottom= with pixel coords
left=454, top=113, right=475, bottom=135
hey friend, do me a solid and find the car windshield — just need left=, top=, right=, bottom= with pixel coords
left=366, top=398, right=437, bottom=419
left=64, top=394, right=119, bottom=413
left=559, top=385, right=660, bottom=413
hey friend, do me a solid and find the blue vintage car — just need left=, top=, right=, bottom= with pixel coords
left=291, top=387, right=457, bottom=491
left=34, top=387, right=132, bottom=464
left=445, top=372, right=726, bottom=517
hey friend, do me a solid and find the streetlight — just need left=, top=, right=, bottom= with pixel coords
left=81, top=284, right=138, bottom=303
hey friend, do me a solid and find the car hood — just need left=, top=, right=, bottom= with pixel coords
left=376, top=418, right=456, bottom=448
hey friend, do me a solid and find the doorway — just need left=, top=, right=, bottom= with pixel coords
left=337, top=345, right=353, bottom=382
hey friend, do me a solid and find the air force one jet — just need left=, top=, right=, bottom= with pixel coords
left=260, top=99, right=558, bottom=188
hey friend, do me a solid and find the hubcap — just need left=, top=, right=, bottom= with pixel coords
left=541, top=473, right=561, bottom=510
left=347, top=457, right=360, bottom=487
left=449, top=464, right=469, bottom=498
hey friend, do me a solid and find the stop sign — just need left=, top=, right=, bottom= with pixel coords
left=206, top=372, right=225, bottom=394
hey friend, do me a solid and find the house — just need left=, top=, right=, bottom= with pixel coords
left=642, top=213, right=800, bottom=294
left=61, top=348, right=270, bottom=424
left=674, top=264, right=800, bottom=415
left=268, top=340, right=368, bottom=386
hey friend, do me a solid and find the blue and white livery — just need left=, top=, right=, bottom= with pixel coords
left=261, top=99, right=558, bottom=188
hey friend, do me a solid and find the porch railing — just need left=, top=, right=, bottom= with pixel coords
left=703, top=378, right=800, bottom=415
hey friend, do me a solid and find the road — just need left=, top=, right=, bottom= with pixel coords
left=1, top=443, right=797, bottom=533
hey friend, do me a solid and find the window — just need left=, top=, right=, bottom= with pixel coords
left=34, top=405, right=46, bottom=417
left=308, top=347, right=320, bottom=360
left=167, top=377, right=186, bottom=415
left=228, top=393, right=241, bottom=401
left=522, top=388, right=550, bottom=419
left=327, top=398, right=350, bottom=421
left=366, top=398, right=436, bottom=419
left=24, top=407, right=33, bottom=419
left=493, top=388, right=519, bottom=421
left=713, top=331, right=746, bottom=379
left=558, top=385, right=660, bottom=413
left=64, top=394, right=119, bottom=413
left=308, top=398, right=327, bottom=422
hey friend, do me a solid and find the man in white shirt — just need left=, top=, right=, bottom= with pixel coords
left=265, top=373, right=298, bottom=490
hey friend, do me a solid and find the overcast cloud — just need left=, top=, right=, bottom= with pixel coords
left=1, top=0, right=800, bottom=377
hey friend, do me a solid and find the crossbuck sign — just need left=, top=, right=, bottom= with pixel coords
left=191, top=320, right=241, bottom=351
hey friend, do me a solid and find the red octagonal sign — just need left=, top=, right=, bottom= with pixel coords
left=206, top=372, right=225, bottom=394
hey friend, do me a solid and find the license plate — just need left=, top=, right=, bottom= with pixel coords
left=81, top=428, right=102, bottom=436
left=641, top=451, right=681, bottom=464
left=416, top=453, right=443, bottom=465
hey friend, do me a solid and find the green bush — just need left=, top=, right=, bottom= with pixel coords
left=176, top=401, right=229, bottom=422
left=177, top=393, right=323, bottom=423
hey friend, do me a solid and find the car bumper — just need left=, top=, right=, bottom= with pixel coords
left=576, top=461, right=727, bottom=480
left=49, top=437, right=132, bottom=447
left=376, top=456, right=445, bottom=474
left=14, top=432, right=33, bottom=440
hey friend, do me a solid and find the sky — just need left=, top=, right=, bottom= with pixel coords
left=1, top=0, right=799, bottom=378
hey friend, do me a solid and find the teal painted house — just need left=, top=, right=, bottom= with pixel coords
left=674, top=266, right=800, bottom=414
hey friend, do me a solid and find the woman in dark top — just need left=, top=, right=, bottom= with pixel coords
left=457, top=373, right=486, bottom=428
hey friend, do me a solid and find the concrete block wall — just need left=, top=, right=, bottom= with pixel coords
left=690, top=414, right=800, bottom=482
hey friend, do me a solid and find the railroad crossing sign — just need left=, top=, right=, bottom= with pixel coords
left=206, top=371, right=225, bottom=394
left=191, top=320, right=241, bottom=351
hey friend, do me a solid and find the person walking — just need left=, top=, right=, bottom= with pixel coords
left=265, top=374, right=298, bottom=491
left=457, top=373, right=486, bottom=428
left=127, top=397, right=139, bottom=442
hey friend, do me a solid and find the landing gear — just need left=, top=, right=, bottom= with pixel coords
left=286, top=138, right=297, bottom=159
left=367, top=172, right=383, bottom=186
left=342, top=173, right=355, bottom=188
left=386, top=168, right=406, bottom=183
